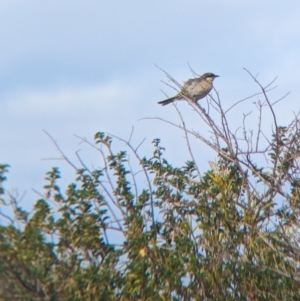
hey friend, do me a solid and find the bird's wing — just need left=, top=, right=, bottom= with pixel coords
left=182, top=78, right=197, bottom=88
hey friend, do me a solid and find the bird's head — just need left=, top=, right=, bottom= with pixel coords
left=201, top=73, right=219, bottom=82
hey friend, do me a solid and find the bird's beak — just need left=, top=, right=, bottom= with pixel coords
left=214, top=75, right=220, bottom=78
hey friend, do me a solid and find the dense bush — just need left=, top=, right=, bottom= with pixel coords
left=0, top=72, right=299, bottom=300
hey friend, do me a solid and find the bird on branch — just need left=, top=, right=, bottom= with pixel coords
left=158, top=72, right=219, bottom=106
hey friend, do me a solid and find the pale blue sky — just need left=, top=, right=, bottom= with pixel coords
left=1, top=1, right=300, bottom=209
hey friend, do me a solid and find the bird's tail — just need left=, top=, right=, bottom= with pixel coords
left=157, top=95, right=177, bottom=106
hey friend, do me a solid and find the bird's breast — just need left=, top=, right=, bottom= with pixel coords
left=192, top=81, right=212, bottom=100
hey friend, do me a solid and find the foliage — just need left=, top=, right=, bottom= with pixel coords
left=0, top=71, right=300, bottom=300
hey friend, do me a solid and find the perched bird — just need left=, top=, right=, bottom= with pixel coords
left=158, top=72, right=219, bottom=106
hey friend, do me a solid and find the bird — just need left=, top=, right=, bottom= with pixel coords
left=158, top=72, right=219, bottom=106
